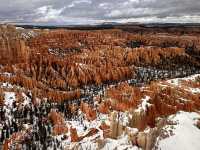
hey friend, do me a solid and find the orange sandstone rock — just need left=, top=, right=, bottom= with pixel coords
left=70, top=127, right=79, bottom=142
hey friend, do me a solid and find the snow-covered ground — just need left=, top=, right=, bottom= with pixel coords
left=156, top=111, right=200, bottom=150
left=167, top=74, right=200, bottom=86
left=165, top=74, right=200, bottom=96
left=101, top=135, right=140, bottom=150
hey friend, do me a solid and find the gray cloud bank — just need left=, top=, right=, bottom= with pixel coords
left=0, top=0, right=200, bottom=24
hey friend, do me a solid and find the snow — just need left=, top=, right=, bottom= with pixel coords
left=164, top=74, right=200, bottom=96
left=16, top=27, right=24, bottom=30
left=118, top=111, right=129, bottom=126
left=126, top=127, right=139, bottom=135
left=4, top=92, right=15, bottom=108
left=167, top=78, right=180, bottom=86
left=188, top=87, right=200, bottom=94
left=4, top=92, right=16, bottom=123
left=76, top=63, right=88, bottom=69
left=167, top=74, right=200, bottom=86
left=156, top=111, right=200, bottom=150
left=0, top=72, right=13, bottom=77
left=51, top=74, right=200, bottom=149
left=178, top=97, right=189, bottom=102
left=22, top=92, right=31, bottom=106
left=56, top=111, right=109, bottom=149
left=1, top=82, right=13, bottom=88
left=102, top=135, right=140, bottom=150
left=21, top=31, right=38, bottom=39
left=141, top=96, right=151, bottom=111
left=135, top=96, right=151, bottom=112
left=61, top=110, right=139, bottom=150
left=0, top=72, right=198, bottom=149
left=74, top=133, right=101, bottom=150
left=66, top=111, right=109, bottom=137
left=182, top=74, right=200, bottom=81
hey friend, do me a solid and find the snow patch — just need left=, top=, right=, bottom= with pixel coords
left=167, top=74, right=200, bottom=86
left=102, top=135, right=140, bottom=150
left=135, top=96, right=151, bottom=112
left=156, top=111, right=200, bottom=150
left=188, top=87, right=200, bottom=94
left=1, top=82, right=13, bottom=88
left=4, top=92, right=15, bottom=108
left=22, top=92, right=31, bottom=106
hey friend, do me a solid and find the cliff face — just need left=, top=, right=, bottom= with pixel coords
left=0, top=25, right=29, bottom=64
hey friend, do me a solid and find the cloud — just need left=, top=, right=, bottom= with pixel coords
left=35, top=5, right=66, bottom=22
left=68, top=0, right=92, bottom=8
left=0, top=0, right=200, bottom=24
left=98, top=2, right=110, bottom=9
left=106, top=8, right=154, bottom=18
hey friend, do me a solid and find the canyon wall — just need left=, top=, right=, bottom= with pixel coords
left=0, top=25, right=29, bottom=64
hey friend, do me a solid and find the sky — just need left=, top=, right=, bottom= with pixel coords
left=0, top=0, right=200, bottom=25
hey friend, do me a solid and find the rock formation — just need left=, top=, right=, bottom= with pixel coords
left=0, top=25, right=29, bottom=64
left=0, top=24, right=200, bottom=150
left=109, top=112, right=124, bottom=139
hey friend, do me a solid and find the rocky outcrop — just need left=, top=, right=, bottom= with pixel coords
left=81, top=102, right=97, bottom=121
left=109, top=112, right=124, bottom=139
left=0, top=25, right=29, bottom=64
left=106, top=78, right=200, bottom=134
left=48, top=110, right=68, bottom=135
left=98, top=101, right=110, bottom=114
left=196, top=119, right=200, bottom=129
left=70, top=127, right=79, bottom=142
left=0, top=90, right=4, bottom=107
left=129, top=109, right=148, bottom=131
left=99, top=122, right=110, bottom=138
left=107, top=83, right=142, bottom=112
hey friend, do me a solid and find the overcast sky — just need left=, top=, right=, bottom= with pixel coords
left=0, top=0, right=200, bottom=25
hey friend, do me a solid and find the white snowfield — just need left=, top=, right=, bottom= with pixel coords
left=156, top=111, right=200, bottom=150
